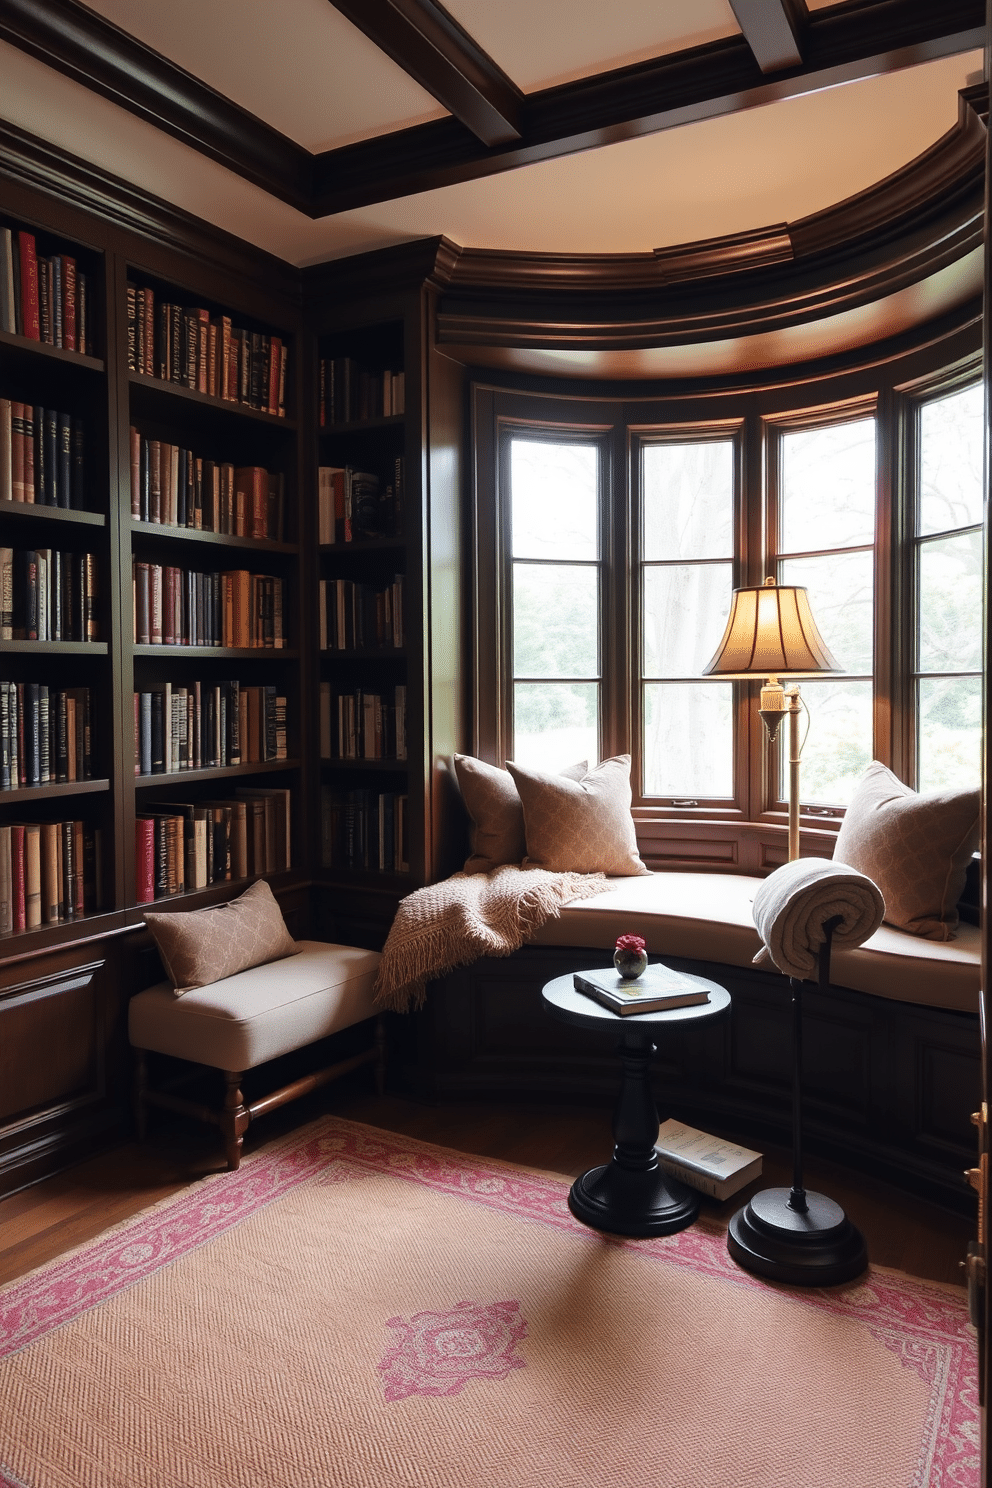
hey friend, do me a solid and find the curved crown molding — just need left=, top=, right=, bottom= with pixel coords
left=436, top=87, right=986, bottom=353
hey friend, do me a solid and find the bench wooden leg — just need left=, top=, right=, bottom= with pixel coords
left=222, top=1071, right=250, bottom=1171
left=374, top=1015, right=387, bottom=1097
left=134, top=1049, right=148, bottom=1143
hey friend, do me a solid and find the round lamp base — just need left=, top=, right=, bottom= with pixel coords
left=728, top=1186, right=868, bottom=1287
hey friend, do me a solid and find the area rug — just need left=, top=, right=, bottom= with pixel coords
left=0, top=1118, right=977, bottom=1488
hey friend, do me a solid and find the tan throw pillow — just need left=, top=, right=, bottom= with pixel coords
left=454, top=754, right=586, bottom=874
left=144, top=878, right=297, bottom=995
left=506, top=754, right=650, bottom=877
left=832, top=760, right=979, bottom=940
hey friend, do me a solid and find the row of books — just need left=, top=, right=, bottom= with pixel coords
left=0, top=820, right=103, bottom=933
left=320, top=787, right=409, bottom=874
left=126, top=284, right=287, bottom=417
left=319, top=357, right=404, bottom=426
left=129, top=429, right=286, bottom=538
left=1, top=548, right=99, bottom=642
left=0, top=401, right=86, bottom=508
left=318, top=575, right=403, bottom=652
left=132, top=563, right=285, bottom=648
left=1, top=229, right=93, bottom=354
left=317, top=460, right=404, bottom=543
left=319, top=684, right=408, bottom=762
left=134, top=681, right=287, bottom=775
left=2, top=683, right=92, bottom=789
left=135, top=787, right=291, bottom=902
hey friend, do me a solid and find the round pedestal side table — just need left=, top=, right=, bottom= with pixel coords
left=542, top=971, right=731, bottom=1238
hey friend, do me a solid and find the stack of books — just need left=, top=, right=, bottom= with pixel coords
left=132, top=564, right=284, bottom=648
left=129, top=431, right=285, bottom=537
left=317, top=461, right=404, bottom=543
left=133, top=681, right=286, bottom=775
left=1, top=402, right=86, bottom=508
left=0, top=819, right=103, bottom=930
left=318, top=357, right=404, bottom=424
left=1, top=549, right=99, bottom=641
left=135, top=786, right=291, bottom=902
left=1, top=683, right=92, bottom=786
left=320, top=787, right=409, bottom=874
left=321, top=685, right=407, bottom=762
left=318, top=575, right=403, bottom=651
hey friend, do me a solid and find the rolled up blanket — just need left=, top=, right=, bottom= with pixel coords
left=752, top=857, right=884, bottom=980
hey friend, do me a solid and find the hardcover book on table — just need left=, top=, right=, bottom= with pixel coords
left=572, top=963, right=711, bottom=1015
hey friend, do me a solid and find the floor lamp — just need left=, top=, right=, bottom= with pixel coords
left=702, top=578, right=868, bottom=1285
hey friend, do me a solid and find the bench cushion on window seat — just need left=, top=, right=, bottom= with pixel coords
left=528, top=871, right=979, bottom=1014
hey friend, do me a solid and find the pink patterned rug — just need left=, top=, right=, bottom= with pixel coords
left=0, top=1117, right=977, bottom=1488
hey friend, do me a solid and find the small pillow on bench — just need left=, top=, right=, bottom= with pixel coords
left=507, top=754, right=650, bottom=877
left=454, top=754, right=586, bottom=874
left=144, top=878, right=297, bottom=995
left=833, top=761, right=980, bottom=940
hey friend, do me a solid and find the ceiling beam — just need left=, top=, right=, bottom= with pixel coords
left=0, top=0, right=983, bottom=221
left=327, top=0, right=523, bottom=146
left=728, top=0, right=806, bottom=73
left=312, top=0, right=985, bottom=214
left=0, top=0, right=314, bottom=213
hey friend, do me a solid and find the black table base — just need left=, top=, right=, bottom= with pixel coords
left=570, top=1022, right=699, bottom=1238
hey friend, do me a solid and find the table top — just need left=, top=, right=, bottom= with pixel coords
left=542, top=968, right=731, bottom=1033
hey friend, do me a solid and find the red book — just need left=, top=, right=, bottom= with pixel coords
left=10, top=824, right=26, bottom=930
left=62, top=256, right=77, bottom=351
left=135, top=818, right=155, bottom=903
left=268, top=338, right=281, bottom=416
left=18, top=233, right=40, bottom=340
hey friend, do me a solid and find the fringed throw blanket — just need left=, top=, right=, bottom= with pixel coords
left=374, top=865, right=609, bottom=1011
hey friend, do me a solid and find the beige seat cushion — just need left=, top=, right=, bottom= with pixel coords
left=128, top=940, right=381, bottom=1071
left=529, top=871, right=979, bottom=1013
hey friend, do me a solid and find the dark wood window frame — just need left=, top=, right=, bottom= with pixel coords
left=470, top=344, right=982, bottom=873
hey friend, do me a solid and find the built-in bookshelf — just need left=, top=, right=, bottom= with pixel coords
left=122, top=266, right=301, bottom=914
left=316, top=320, right=411, bottom=885
left=0, top=212, right=113, bottom=935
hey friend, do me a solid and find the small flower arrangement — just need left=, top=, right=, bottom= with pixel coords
left=614, top=933, right=648, bottom=981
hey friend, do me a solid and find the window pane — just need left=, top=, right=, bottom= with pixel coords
left=781, top=678, right=872, bottom=807
left=510, top=440, right=598, bottom=560
left=642, top=441, right=733, bottom=561
left=919, top=383, right=984, bottom=536
left=781, top=419, right=875, bottom=553
left=643, top=563, right=732, bottom=677
left=780, top=552, right=873, bottom=675
left=917, top=676, right=981, bottom=792
left=918, top=531, right=983, bottom=674
left=514, top=563, right=599, bottom=678
left=643, top=682, right=733, bottom=797
left=513, top=682, right=598, bottom=770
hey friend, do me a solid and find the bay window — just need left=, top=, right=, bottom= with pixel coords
left=473, top=355, right=982, bottom=861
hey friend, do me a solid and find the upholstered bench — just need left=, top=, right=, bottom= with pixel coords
left=129, top=938, right=383, bottom=1170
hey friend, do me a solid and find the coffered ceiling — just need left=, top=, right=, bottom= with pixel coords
left=0, top=0, right=984, bottom=272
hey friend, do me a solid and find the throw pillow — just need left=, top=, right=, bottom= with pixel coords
left=832, top=760, right=980, bottom=940
left=144, top=878, right=297, bottom=995
left=454, top=754, right=586, bottom=874
left=506, top=754, right=650, bottom=877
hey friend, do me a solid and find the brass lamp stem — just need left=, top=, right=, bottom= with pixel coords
left=787, top=686, right=802, bottom=862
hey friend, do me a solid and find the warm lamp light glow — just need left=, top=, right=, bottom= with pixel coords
left=701, top=578, right=839, bottom=861
left=702, top=579, right=839, bottom=679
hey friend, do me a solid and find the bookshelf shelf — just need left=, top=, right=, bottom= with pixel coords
left=0, top=501, right=106, bottom=528
left=129, top=521, right=297, bottom=555
left=134, top=759, right=299, bottom=788
left=0, top=778, right=110, bottom=803
left=132, top=645, right=298, bottom=659
left=2, top=640, right=109, bottom=655
left=128, top=372, right=296, bottom=430
left=0, top=328, right=104, bottom=373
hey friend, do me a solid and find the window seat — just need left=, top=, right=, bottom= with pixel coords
left=528, top=871, right=980, bottom=1014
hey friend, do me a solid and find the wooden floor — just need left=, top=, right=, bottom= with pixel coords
left=0, top=1083, right=975, bottom=1291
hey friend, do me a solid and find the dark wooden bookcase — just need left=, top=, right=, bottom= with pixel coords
left=0, top=143, right=468, bottom=1197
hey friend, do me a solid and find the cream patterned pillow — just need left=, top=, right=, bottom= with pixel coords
left=506, top=754, right=650, bottom=877
left=454, top=754, right=586, bottom=874
left=144, top=879, right=297, bottom=995
left=832, top=761, right=979, bottom=940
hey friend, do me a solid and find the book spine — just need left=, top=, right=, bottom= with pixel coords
left=653, top=1157, right=725, bottom=1200
left=62, top=255, right=77, bottom=351
left=18, top=233, right=40, bottom=340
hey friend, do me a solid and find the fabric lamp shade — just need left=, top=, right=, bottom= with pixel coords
left=702, top=580, right=840, bottom=679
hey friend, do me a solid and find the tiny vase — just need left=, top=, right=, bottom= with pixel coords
left=614, top=947, right=648, bottom=981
